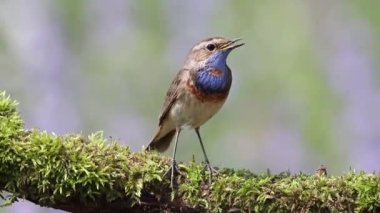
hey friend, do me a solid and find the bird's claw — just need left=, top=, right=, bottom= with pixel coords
left=164, top=159, right=183, bottom=188
left=203, top=162, right=218, bottom=185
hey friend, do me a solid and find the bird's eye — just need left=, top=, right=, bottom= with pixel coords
left=206, top=43, right=216, bottom=51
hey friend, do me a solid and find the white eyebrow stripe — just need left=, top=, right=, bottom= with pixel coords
left=192, top=42, right=207, bottom=51
left=191, top=38, right=227, bottom=51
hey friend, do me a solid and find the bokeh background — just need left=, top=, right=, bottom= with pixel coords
left=1, top=0, right=380, bottom=212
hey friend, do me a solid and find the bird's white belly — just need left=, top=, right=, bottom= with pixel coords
left=169, top=92, right=226, bottom=129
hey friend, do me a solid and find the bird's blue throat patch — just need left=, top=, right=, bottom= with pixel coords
left=195, top=51, right=232, bottom=94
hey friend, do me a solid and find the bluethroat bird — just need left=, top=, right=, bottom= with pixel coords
left=146, top=37, right=244, bottom=187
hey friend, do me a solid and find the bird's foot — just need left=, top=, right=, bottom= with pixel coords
left=203, top=161, right=218, bottom=185
left=163, top=159, right=183, bottom=188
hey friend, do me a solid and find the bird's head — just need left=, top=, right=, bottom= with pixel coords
left=183, top=37, right=244, bottom=71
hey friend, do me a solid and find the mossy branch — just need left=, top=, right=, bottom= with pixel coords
left=0, top=91, right=380, bottom=212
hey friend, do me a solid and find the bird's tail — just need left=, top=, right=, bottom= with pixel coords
left=146, top=128, right=176, bottom=152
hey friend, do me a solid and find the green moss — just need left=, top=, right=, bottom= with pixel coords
left=0, top=90, right=380, bottom=212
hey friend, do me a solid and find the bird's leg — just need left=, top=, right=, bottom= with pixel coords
left=195, top=128, right=217, bottom=184
left=164, top=128, right=181, bottom=189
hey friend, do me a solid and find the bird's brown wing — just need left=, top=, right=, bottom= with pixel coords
left=158, top=69, right=186, bottom=125
left=146, top=69, right=187, bottom=152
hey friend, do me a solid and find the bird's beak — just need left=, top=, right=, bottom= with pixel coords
left=222, top=38, right=245, bottom=51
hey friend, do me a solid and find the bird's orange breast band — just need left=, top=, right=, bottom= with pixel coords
left=209, top=69, right=223, bottom=76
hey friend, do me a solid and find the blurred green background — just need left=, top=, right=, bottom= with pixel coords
left=1, top=0, right=380, bottom=212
